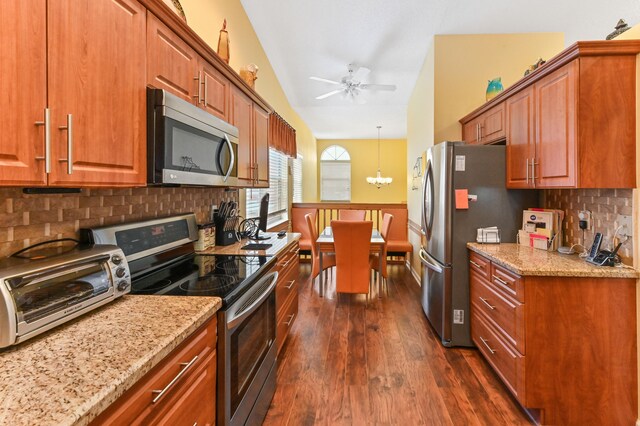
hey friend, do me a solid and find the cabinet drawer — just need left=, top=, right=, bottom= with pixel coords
left=92, top=318, right=217, bottom=425
left=469, top=251, right=491, bottom=280
left=149, top=351, right=216, bottom=426
left=471, top=310, right=523, bottom=399
left=276, top=261, right=298, bottom=316
left=276, top=242, right=299, bottom=272
left=276, top=290, right=298, bottom=355
left=470, top=272, right=523, bottom=351
left=491, top=263, right=523, bottom=302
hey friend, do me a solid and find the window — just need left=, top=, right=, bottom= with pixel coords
left=246, top=149, right=288, bottom=228
left=320, top=145, right=351, bottom=201
left=292, top=154, right=303, bottom=203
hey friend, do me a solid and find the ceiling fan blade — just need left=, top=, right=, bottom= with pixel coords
left=352, top=66, right=370, bottom=82
left=309, top=76, right=341, bottom=85
left=316, top=89, right=343, bottom=100
left=360, top=83, right=397, bottom=91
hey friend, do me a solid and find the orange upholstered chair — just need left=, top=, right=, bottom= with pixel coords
left=381, top=208, right=412, bottom=260
left=331, top=220, right=373, bottom=295
left=370, top=213, right=393, bottom=285
left=292, top=207, right=317, bottom=252
left=338, top=209, right=366, bottom=220
left=307, top=213, right=336, bottom=285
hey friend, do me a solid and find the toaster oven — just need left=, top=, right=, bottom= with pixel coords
left=0, top=245, right=131, bottom=348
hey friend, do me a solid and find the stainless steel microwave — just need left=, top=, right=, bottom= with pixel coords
left=147, top=88, right=239, bottom=186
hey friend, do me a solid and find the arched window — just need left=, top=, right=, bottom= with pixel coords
left=320, top=145, right=351, bottom=201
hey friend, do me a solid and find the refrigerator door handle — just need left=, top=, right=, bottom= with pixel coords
left=419, top=248, right=444, bottom=273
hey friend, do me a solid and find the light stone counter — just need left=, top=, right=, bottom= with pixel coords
left=467, top=242, right=639, bottom=278
left=0, top=295, right=221, bottom=426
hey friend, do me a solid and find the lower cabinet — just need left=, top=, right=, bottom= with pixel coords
left=469, top=250, right=637, bottom=425
left=275, top=241, right=299, bottom=355
left=92, top=317, right=217, bottom=426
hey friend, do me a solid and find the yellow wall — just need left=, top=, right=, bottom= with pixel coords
left=316, top=139, right=407, bottom=203
left=180, top=0, right=318, bottom=202
left=434, top=33, right=565, bottom=143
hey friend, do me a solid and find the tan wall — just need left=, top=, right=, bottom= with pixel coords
left=434, top=33, right=565, bottom=143
left=316, top=139, right=407, bottom=204
left=180, top=0, right=318, bottom=202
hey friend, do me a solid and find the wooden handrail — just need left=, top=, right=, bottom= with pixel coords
left=292, top=202, right=407, bottom=232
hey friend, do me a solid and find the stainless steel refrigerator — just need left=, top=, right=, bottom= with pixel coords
left=419, top=142, right=538, bottom=347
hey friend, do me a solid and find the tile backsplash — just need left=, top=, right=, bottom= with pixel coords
left=544, top=188, right=633, bottom=261
left=0, top=187, right=237, bottom=258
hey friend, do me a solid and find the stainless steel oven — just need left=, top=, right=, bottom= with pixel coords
left=147, top=88, right=239, bottom=187
left=218, top=270, right=278, bottom=426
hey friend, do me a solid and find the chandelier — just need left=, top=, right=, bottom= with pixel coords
left=366, top=126, right=393, bottom=188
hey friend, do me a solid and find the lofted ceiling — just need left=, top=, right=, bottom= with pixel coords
left=240, top=0, right=640, bottom=139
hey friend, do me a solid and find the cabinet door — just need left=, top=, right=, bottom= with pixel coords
left=230, top=86, right=254, bottom=183
left=0, top=0, right=47, bottom=185
left=200, top=59, right=229, bottom=121
left=482, top=102, right=505, bottom=143
left=506, top=87, right=535, bottom=188
left=253, top=105, right=270, bottom=186
left=147, top=13, right=199, bottom=104
left=535, top=62, right=577, bottom=188
left=48, top=0, right=147, bottom=186
left=462, top=119, right=480, bottom=145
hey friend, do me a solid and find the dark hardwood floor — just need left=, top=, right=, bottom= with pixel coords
left=264, top=263, right=533, bottom=425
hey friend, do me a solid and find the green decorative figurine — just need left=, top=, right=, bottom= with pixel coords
left=486, top=77, right=504, bottom=101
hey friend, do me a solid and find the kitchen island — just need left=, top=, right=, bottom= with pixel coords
left=466, top=243, right=637, bottom=425
left=0, top=295, right=221, bottom=426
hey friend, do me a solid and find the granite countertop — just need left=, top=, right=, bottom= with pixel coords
left=0, top=295, right=222, bottom=426
left=197, top=232, right=300, bottom=256
left=467, top=242, right=639, bottom=278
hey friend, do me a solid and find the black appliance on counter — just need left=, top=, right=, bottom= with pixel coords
left=82, top=214, right=278, bottom=426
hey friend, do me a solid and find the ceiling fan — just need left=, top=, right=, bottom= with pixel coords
left=310, top=64, right=397, bottom=101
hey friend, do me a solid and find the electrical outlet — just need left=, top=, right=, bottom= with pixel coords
left=578, top=210, right=592, bottom=230
left=617, top=214, right=633, bottom=237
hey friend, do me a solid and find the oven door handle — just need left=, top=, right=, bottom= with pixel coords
left=227, top=271, right=278, bottom=330
left=223, top=133, right=235, bottom=183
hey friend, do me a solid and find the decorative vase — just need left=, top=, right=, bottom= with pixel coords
left=162, top=0, right=186, bottom=22
left=239, top=64, right=259, bottom=89
left=217, top=19, right=230, bottom=64
left=486, top=77, right=504, bottom=101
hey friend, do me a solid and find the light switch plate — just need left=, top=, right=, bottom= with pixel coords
left=617, top=214, right=633, bottom=237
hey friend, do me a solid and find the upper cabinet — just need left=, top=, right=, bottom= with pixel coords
left=0, top=0, right=147, bottom=187
left=461, top=102, right=505, bottom=145
left=463, top=41, right=640, bottom=189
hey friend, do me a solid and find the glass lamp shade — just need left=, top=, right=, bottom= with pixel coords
left=366, top=170, right=393, bottom=188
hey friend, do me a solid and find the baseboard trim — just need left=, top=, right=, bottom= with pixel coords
left=410, top=262, right=421, bottom=286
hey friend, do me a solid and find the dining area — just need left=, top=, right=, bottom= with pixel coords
left=291, top=204, right=412, bottom=300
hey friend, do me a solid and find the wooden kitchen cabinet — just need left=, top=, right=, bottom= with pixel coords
left=200, top=59, right=229, bottom=121
left=92, top=317, right=217, bottom=426
left=231, top=85, right=270, bottom=187
left=461, top=102, right=505, bottom=145
left=505, top=86, right=535, bottom=188
left=469, top=251, right=637, bottom=425
left=0, top=0, right=147, bottom=187
left=274, top=240, right=299, bottom=355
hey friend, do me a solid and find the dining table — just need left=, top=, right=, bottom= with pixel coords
left=316, top=226, right=386, bottom=297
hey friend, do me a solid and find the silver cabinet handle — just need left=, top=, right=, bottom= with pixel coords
left=34, top=108, right=51, bottom=173
left=469, top=260, right=482, bottom=269
left=58, top=114, right=73, bottom=174
left=223, top=133, right=234, bottom=182
left=193, top=72, right=202, bottom=104
left=152, top=355, right=198, bottom=403
left=203, top=74, right=208, bottom=106
left=285, top=280, right=295, bottom=290
left=476, top=123, right=480, bottom=142
left=479, top=336, right=496, bottom=354
left=531, top=158, right=537, bottom=186
left=493, top=275, right=508, bottom=286
left=479, top=124, right=483, bottom=142
left=284, top=313, right=295, bottom=327
left=479, top=297, right=496, bottom=310
left=525, top=158, right=529, bottom=184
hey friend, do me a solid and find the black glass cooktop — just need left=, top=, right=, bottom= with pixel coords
left=130, top=254, right=276, bottom=307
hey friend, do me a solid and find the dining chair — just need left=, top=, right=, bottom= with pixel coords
left=381, top=208, right=412, bottom=261
left=338, top=209, right=366, bottom=220
left=307, top=213, right=336, bottom=288
left=331, top=220, right=373, bottom=295
left=370, top=213, right=393, bottom=294
left=292, top=207, right=317, bottom=253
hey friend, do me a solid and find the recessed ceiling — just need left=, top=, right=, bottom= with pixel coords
left=240, top=0, right=640, bottom=139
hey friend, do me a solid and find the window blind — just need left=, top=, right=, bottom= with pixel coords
left=321, top=161, right=351, bottom=201
left=246, top=148, right=289, bottom=228
left=292, top=154, right=303, bottom=203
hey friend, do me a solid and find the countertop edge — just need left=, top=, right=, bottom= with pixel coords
left=467, top=243, right=639, bottom=279
left=77, top=297, right=222, bottom=426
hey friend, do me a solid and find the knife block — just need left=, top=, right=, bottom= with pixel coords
left=213, top=215, right=238, bottom=246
